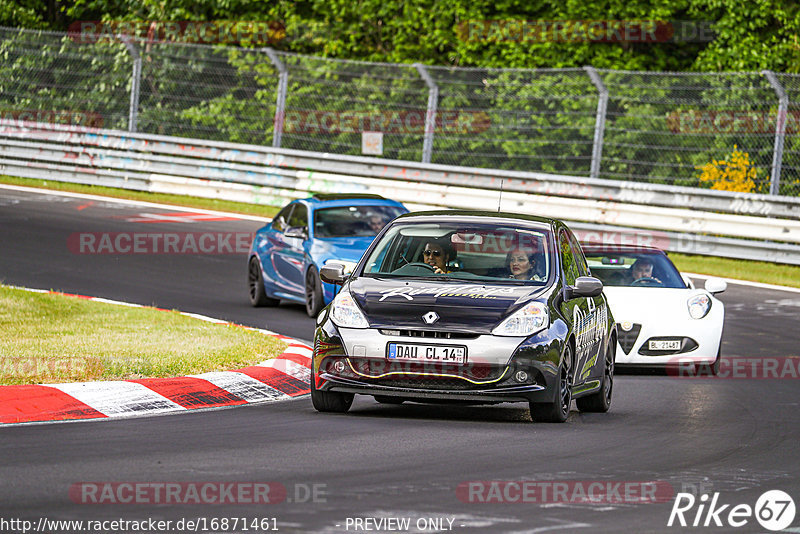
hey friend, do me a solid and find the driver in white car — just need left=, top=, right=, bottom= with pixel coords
left=625, top=258, right=661, bottom=285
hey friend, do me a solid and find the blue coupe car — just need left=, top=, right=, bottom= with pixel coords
left=248, top=194, right=408, bottom=316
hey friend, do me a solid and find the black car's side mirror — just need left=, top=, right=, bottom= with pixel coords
left=320, top=262, right=347, bottom=285
left=284, top=226, right=307, bottom=240
left=568, top=276, right=604, bottom=299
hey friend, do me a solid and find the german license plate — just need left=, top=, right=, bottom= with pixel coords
left=649, top=340, right=681, bottom=351
left=386, top=343, right=467, bottom=364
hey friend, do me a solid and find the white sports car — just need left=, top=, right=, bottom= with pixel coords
left=581, top=245, right=726, bottom=373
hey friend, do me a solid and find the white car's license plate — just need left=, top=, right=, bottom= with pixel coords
left=649, top=340, right=681, bottom=351
left=387, top=343, right=467, bottom=364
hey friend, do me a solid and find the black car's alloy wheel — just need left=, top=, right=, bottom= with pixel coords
left=576, top=336, right=615, bottom=413
left=530, top=344, right=573, bottom=423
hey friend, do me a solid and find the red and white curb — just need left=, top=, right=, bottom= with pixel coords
left=0, top=287, right=311, bottom=425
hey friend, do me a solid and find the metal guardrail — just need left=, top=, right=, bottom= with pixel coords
left=1, top=119, right=800, bottom=265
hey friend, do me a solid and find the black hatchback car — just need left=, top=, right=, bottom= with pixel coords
left=312, top=211, right=616, bottom=422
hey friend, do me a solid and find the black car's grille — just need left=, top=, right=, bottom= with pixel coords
left=379, top=329, right=479, bottom=340
left=349, top=359, right=505, bottom=382
left=617, top=323, right=642, bottom=355
left=372, top=376, right=487, bottom=391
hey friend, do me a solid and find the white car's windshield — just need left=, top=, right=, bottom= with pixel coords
left=362, top=222, right=553, bottom=283
left=584, top=250, right=686, bottom=288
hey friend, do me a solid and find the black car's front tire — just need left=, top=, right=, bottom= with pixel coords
left=310, top=373, right=354, bottom=413
left=248, top=256, right=280, bottom=307
left=530, top=344, right=573, bottom=423
left=305, top=266, right=324, bottom=317
left=576, top=336, right=615, bottom=413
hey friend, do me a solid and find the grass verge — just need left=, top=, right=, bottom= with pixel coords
left=669, top=252, right=800, bottom=289
left=2, top=174, right=798, bottom=288
left=0, top=285, right=289, bottom=385
left=0, top=175, right=281, bottom=218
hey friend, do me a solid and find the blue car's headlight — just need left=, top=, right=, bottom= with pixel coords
left=492, top=302, right=549, bottom=337
left=330, top=289, right=369, bottom=329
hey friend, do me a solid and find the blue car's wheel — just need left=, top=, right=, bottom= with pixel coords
left=305, top=266, right=324, bottom=317
left=248, top=256, right=279, bottom=307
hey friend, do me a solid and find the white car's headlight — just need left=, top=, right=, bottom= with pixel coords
left=330, top=289, right=369, bottom=328
left=687, top=293, right=712, bottom=319
left=492, top=301, right=549, bottom=337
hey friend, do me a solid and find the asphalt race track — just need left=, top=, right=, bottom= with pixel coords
left=2, top=187, right=800, bottom=533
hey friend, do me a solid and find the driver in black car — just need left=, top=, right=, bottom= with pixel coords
left=422, top=238, right=456, bottom=274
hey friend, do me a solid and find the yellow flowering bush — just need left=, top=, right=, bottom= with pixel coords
left=697, top=145, right=758, bottom=193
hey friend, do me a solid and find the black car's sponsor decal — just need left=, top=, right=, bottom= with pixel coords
left=575, top=302, right=607, bottom=379
left=378, top=285, right=519, bottom=302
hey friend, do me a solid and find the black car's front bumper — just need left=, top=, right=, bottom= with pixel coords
left=314, top=317, right=567, bottom=404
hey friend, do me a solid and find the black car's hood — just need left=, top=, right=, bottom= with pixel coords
left=349, top=277, right=550, bottom=333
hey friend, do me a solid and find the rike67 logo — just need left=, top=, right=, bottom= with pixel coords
left=668, top=490, right=796, bottom=531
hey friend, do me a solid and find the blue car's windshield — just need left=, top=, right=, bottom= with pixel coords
left=362, top=222, right=553, bottom=284
left=314, top=205, right=406, bottom=238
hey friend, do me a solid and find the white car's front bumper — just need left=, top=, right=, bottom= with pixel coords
left=605, top=288, right=724, bottom=366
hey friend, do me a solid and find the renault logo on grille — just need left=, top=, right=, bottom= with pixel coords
left=423, top=311, right=439, bottom=324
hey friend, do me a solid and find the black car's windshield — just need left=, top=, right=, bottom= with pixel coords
left=362, top=222, right=553, bottom=283
left=584, top=250, right=686, bottom=288
left=314, top=205, right=406, bottom=238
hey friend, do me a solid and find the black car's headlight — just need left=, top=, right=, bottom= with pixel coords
left=330, top=289, right=369, bottom=329
left=492, top=302, right=549, bottom=337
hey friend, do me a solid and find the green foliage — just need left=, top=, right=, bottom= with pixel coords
left=34, top=0, right=800, bottom=73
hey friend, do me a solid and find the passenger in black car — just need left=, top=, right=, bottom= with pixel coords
left=506, top=248, right=544, bottom=281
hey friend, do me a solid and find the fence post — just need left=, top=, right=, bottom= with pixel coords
left=120, top=36, right=141, bottom=133
left=584, top=66, right=608, bottom=179
left=264, top=48, right=288, bottom=148
left=763, top=70, right=788, bottom=196
left=414, top=63, right=438, bottom=164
